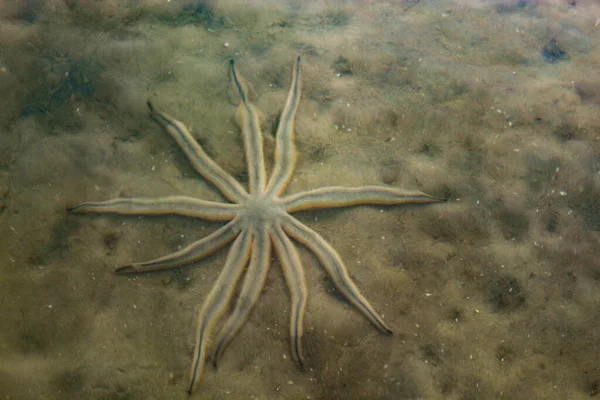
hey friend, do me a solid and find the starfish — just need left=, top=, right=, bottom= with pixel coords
left=69, top=56, right=443, bottom=394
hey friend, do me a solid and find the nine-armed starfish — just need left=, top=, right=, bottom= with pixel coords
left=69, top=56, right=443, bottom=394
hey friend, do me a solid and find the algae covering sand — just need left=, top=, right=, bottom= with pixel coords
left=1, top=0, right=599, bottom=399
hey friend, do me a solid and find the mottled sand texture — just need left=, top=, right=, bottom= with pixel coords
left=1, top=1, right=599, bottom=399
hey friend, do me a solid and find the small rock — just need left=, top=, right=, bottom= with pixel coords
left=382, top=166, right=399, bottom=184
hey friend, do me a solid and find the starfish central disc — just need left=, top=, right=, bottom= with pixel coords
left=239, top=194, right=284, bottom=227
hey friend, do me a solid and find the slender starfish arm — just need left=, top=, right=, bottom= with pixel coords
left=230, top=60, right=267, bottom=193
left=270, top=224, right=308, bottom=366
left=116, top=219, right=241, bottom=274
left=68, top=196, right=239, bottom=221
left=266, top=56, right=301, bottom=197
left=282, top=214, right=393, bottom=335
left=188, top=230, right=252, bottom=395
left=212, top=226, right=271, bottom=367
left=147, top=101, right=248, bottom=203
left=281, top=185, right=444, bottom=213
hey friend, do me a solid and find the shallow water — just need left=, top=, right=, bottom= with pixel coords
left=1, top=1, right=599, bottom=399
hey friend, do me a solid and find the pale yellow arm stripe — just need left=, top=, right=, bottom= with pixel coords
left=271, top=224, right=308, bottom=366
left=148, top=101, right=248, bottom=203
left=282, top=213, right=393, bottom=335
left=282, top=185, right=444, bottom=213
left=212, top=225, right=271, bottom=366
left=69, top=196, right=239, bottom=221
left=230, top=60, right=267, bottom=194
left=188, top=230, right=252, bottom=394
left=115, top=219, right=241, bottom=274
left=267, top=56, right=302, bottom=196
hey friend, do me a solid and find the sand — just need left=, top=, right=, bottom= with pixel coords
left=0, top=0, right=599, bottom=399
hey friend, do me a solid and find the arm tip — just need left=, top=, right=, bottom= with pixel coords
left=115, top=265, right=136, bottom=274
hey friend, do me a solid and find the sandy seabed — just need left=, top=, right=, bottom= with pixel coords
left=1, top=0, right=599, bottom=399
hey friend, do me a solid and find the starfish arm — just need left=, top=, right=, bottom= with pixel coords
left=188, top=229, right=252, bottom=395
left=212, top=225, right=272, bottom=367
left=115, top=219, right=241, bottom=274
left=68, top=196, right=239, bottom=221
left=282, top=214, right=393, bottom=335
left=266, top=56, right=302, bottom=197
left=281, top=185, right=444, bottom=213
left=229, top=60, right=267, bottom=193
left=147, top=101, right=248, bottom=203
left=270, top=223, right=308, bottom=366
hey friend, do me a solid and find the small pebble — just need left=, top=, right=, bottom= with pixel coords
left=382, top=166, right=399, bottom=184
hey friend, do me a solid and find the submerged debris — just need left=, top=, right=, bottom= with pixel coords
left=542, top=38, right=568, bottom=63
